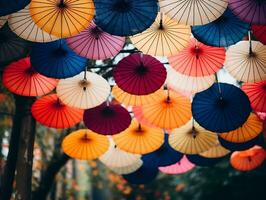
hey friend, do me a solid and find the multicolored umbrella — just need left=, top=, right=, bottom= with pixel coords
left=130, top=13, right=191, bottom=56
left=0, top=0, right=30, bottom=16
left=159, top=156, right=195, bottom=175
left=192, top=9, right=250, bottom=47
left=218, top=136, right=261, bottom=151
left=192, top=83, right=251, bottom=133
left=168, top=39, right=225, bottom=77
left=56, top=71, right=110, bottom=109
left=8, top=6, right=58, bottom=42
left=159, top=0, right=228, bottom=26
left=229, top=0, right=266, bottom=25
left=169, top=120, right=218, bottom=154
left=230, top=145, right=266, bottom=171
left=252, top=25, right=266, bottom=45
left=62, top=129, right=109, bottom=160
left=0, top=15, right=8, bottom=28
left=224, top=41, right=266, bottom=83
left=242, top=81, right=266, bottom=112
left=31, top=94, right=84, bottom=129
left=30, top=40, right=87, bottom=79
left=113, top=53, right=167, bottom=95
left=113, top=119, right=164, bottom=154
left=220, top=113, right=263, bottom=143
left=83, top=102, right=131, bottom=135
left=3, top=57, right=58, bottom=97
left=94, top=0, right=158, bottom=36
left=141, top=89, right=192, bottom=129
left=29, top=0, right=95, bottom=38
left=66, top=21, right=125, bottom=60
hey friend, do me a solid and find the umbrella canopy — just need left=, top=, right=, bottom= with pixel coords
left=242, top=81, right=266, bottom=112
left=0, top=15, right=8, bottom=28
left=199, top=143, right=230, bottom=158
left=169, top=120, right=218, bottom=154
left=219, top=113, right=263, bottom=143
left=0, top=0, right=30, bottom=16
left=113, top=119, right=164, bottom=154
left=3, top=57, right=58, bottom=97
left=30, top=40, right=87, bottom=79
left=224, top=41, right=266, bottom=83
left=218, top=136, right=261, bottom=151
left=133, top=106, right=157, bottom=128
left=159, top=156, right=195, bottom=175
left=29, top=0, right=95, bottom=38
left=192, top=8, right=250, bottom=47
left=8, top=6, right=58, bottom=42
left=57, top=71, right=110, bottom=109
left=230, top=145, right=266, bottom=171
left=130, top=13, right=191, bottom=56
left=167, top=67, right=215, bottom=94
left=192, top=83, right=251, bottom=133
left=83, top=102, right=131, bottom=135
left=62, top=129, right=109, bottom=160
left=141, top=134, right=183, bottom=168
left=66, top=21, right=125, bottom=60
left=229, top=0, right=266, bottom=25
left=111, top=85, right=161, bottom=107
left=31, top=94, right=84, bottom=129
left=168, top=39, right=225, bottom=77
left=252, top=25, right=266, bottom=45
left=94, top=0, right=158, bottom=36
left=159, top=0, right=228, bottom=26
left=113, top=53, right=167, bottom=95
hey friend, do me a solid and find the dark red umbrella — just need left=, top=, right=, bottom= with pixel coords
left=113, top=53, right=167, bottom=95
left=252, top=25, right=266, bottom=45
left=83, top=102, right=131, bottom=135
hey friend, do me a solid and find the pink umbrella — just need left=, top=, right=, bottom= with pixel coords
left=159, top=156, right=195, bottom=175
left=113, top=53, right=167, bottom=95
left=66, top=21, right=125, bottom=60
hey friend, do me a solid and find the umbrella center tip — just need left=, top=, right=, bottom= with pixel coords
left=79, top=80, right=90, bottom=89
left=216, top=98, right=227, bottom=109
left=53, top=48, right=68, bottom=57
left=57, top=0, right=67, bottom=9
left=102, top=107, right=115, bottom=117
left=113, top=0, right=131, bottom=12
left=135, top=64, right=148, bottom=75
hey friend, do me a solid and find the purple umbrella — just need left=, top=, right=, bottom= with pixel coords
left=83, top=102, right=131, bottom=135
left=229, top=0, right=266, bottom=25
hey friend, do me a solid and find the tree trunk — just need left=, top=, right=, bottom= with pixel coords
left=0, top=95, right=34, bottom=200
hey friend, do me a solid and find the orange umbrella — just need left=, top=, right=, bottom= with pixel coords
left=29, top=0, right=95, bottom=38
left=141, top=89, right=192, bottom=129
left=62, top=129, right=109, bottom=160
left=112, top=119, right=164, bottom=154
left=219, top=113, right=263, bottom=143
left=31, top=94, right=84, bottom=129
left=230, top=145, right=266, bottom=171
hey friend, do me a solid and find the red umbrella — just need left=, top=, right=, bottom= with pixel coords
left=32, top=94, right=84, bottom=129
left=83, top=102, right=131, bottom=135
left=3, top=57, right=58, bottom=96
left=242, top=81, right=266, bottom=112
left=113, top=53, right=167, bottom=95
left=168, top=39, right=225, bottom=77
left=252, top=25, right=266, bottom=45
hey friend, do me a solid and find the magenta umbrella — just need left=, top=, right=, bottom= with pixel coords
left=229, top=0, right=266, bottom=25
left=83, top=102, right=131, bottom=135
left=113, top=53, right=167, bottom=95
left=66, top=21, right=125, bottom=60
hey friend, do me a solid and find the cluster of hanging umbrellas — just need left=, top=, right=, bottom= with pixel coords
left=1, top=0, right=266, bottom=184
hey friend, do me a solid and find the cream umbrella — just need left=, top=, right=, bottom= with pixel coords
left=199, top=142, right=230, bottom=158
left=0, top=15, right=8, bottom=28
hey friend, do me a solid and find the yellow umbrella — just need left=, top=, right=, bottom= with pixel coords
left=29, top=0, right=95, bottom=38
left=113, top=119, right=164, bottom=154
left=219, top=113, right=263, bottom=143
left=199, top=142, right=230, bottom=158
left=169, top=120, right=218, bottom=154
left=130, top=13, right=191, bottom=56
left=0, top=15, right=8, bottom=28
left=62, top=129, right=109, bottom=160
left=141, top=89, right=192, bottom=129
left=224, top=41, right=266, bottom=83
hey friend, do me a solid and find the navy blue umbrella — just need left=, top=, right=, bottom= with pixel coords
left=192, top=83, right=251, bottom=133
left=0, top=0, right=30, bottom=16
left=141, top=134, right=183, bottom=168
left=94, top=0, right=158, bottom=36
left=30, top=40, right=87, bottom=79
left=192, top=8, right=250, bottom=47
left=187, top=155, right=225, bottom=167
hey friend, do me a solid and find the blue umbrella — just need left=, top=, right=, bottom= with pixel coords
left=192, top=83, right=251, bottom=133
left=141, top=134, right=183, bottom=168
left=0, top=0, right=30, bottom=16
left=187, top=154, right=225, bottom=167
left=192, top=8, right=250, bottom=47
left=94, top=0, right=158, bottom=36
left=30, top=40, right=87, bottom=78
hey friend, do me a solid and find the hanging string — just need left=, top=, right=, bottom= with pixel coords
left=215, top=73, right=222, bottom=97
left=138, top=123, right=142, bottom=131
left=248, top=30, right=253, bottom=56
left=192, top=118, right=196, bottom=138
left=166, top=86, right=170, bottom=102
left=159, top=12, right=163, bottom=30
